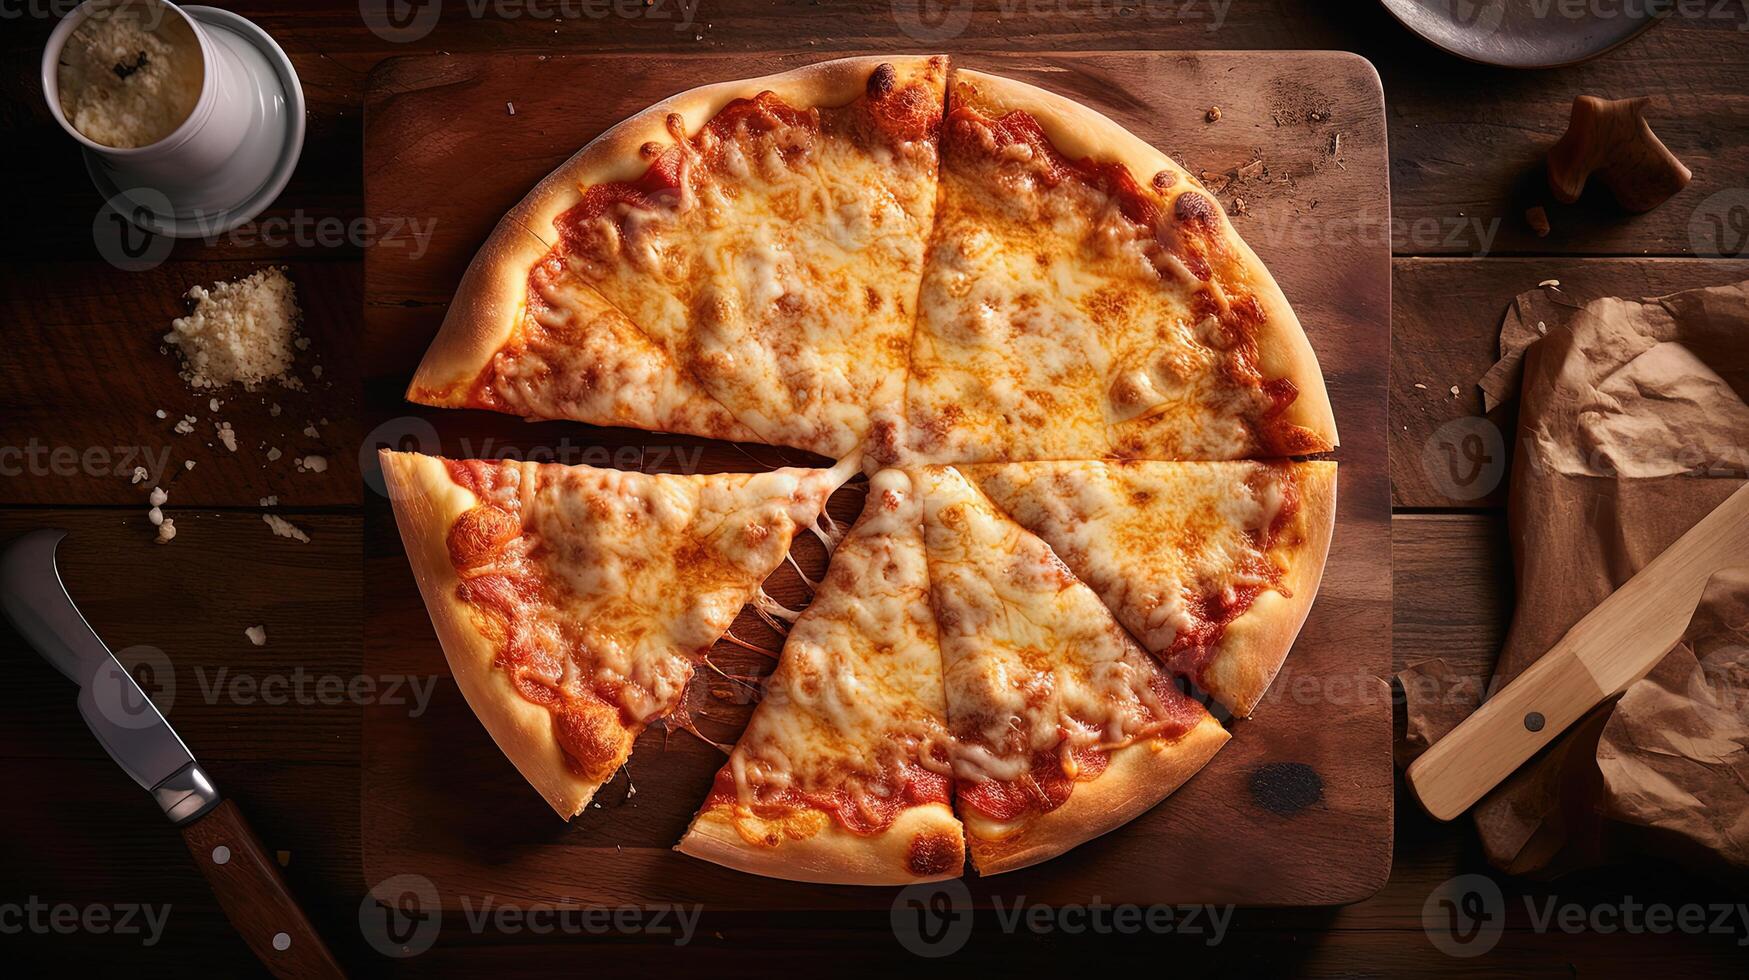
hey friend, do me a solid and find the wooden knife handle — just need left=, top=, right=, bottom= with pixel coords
left=1405, top=645, right=1611, bottom=822
left=180, top=799, right=345, bottom=979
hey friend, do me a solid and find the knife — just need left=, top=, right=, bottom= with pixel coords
left=1407, top=482, right=1749, bottom=821
left=0, top=529, right=344, bottom=978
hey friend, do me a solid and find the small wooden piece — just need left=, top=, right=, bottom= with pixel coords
left=1547, top=96, right=1691, bottom=213
left=180, top=799, right=345, bottom=979
left=1407, top=483, right=1749, bottom=821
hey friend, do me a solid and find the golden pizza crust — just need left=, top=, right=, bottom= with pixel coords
left=948, top=68, right=1338, bottom=453
left=1201, top=461, right=1338, bottom=716
left=961, top=714, right=1231, bottom=876
left=378, top=449, right=612, bottom=818
left=406, top=216, right=550, bottom=405
left=678, top=802, right=966, bottom=885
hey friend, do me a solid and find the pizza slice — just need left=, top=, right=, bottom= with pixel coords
left=678, top=469, right=964, bottom=883
left=407, top=224, right=758, bottom=442
left=916, top=465, right=1229, bottom=875
left=430, top=55, right=949, bottom=460
left=380, top=449, right=852, bottom=818
left=963, top=460, right=1336, bottom=717
left=904, top=68, right=1336, bottom=464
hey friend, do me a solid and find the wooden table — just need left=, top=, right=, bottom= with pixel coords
left=2, top=3, right=1745, bottom=975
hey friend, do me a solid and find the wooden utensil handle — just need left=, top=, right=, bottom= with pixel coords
left=1405, top=646, right=1611, bottom=821
left=180, top=799, right=345, bottom=979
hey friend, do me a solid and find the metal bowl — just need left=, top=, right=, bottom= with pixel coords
left=1378, top=0, right=1663, bottom=69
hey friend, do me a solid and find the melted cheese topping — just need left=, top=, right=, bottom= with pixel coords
left=469, top=259, right=753, bottom=440
left=713, top=469, right=954, bottom=834
left=963, top=460, right=1306, bottom=674
left=916, top=465, right=1192, bottom=787
left=903, top=105, right=1280, bottom=464
left=446, top=460, right=839, bottom=753
left=558, top=81, right=943, bottom=459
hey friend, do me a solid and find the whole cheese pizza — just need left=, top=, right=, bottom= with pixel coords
left=386, top=56, right=1340, bottom=883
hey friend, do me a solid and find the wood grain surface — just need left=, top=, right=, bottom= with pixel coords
left=359, top=49, right=1394, bottom=910
left=2, top=1, right=1746, bottom=975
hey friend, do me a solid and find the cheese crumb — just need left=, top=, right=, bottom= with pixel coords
left=269, top=402, right=282, bottom=417
left=263, top=513, right=311, bottom=543
left=149, top=486, right=168, bottom=506
left=244, top=625, right=267, bottom=646
left=298, top=454, right=328, bottom=473
left=266, top=447, right=282, bottom=462
left=184, top=459, right=195, bottom=470
left=260, top=495, right=279, bottom=506
left=174, top=414, right=195, bottom=434
left=216, top=421, right=237, bottom=452
left=1449, top=385, right=1461, bottom=396
left=164, top=268, right=304, bottom=389
left=130, top=466, right=148, bottom=484
left=1539, top=279, right=1561, bottom=288
left=155, top=518, right=176, bottom=544
left=154, top=409, right=167, bottom=419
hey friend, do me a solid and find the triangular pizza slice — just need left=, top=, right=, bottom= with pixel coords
left=380, top=449, right=852, bottom=817
left=678, top=469, right=965, bottom=884
left=964, top=460, right=1336, bottom=717
left=904, top=68, right=1336, bottom=464
left=433, top=55, right=949, bottom=460
left=407, top=225, right=758, bottom=442
left=916, top=465, right=1229, bottom=875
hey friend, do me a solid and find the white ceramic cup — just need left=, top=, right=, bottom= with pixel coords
left=41, top=0, right=276, bottom=228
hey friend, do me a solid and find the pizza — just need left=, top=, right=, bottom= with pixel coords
left=678, top=468, right=964, bottom=884
left=379, top=449, right=852, bottom=817
left=386, top=56, right=1341, bottom=883
left=407, top=55, right=948, bottom=457
left=902, top=69, right=1335, bottom=464
left=915, top=465, right=1230, bottom=874
left=963, top=460, right=1337, bottom=717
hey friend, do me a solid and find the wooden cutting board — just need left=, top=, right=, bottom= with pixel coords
left=360, top=50, right=1393, bottom=910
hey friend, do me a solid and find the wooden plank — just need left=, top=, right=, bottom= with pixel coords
left=1389, top=257, right=1749, bottom=509
left=0, top=262, right=363, bottom=507
left=359, top=49, right=1392, bottom=910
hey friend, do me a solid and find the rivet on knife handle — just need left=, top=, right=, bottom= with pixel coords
left=180, top=799, right=345, bottom=979
left=1406, top=483, right=1749, bottom=821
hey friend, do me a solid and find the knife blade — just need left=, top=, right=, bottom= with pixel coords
left=1, top=530, right=216, bottom=820
left=0, top=529, right=343, bottom=978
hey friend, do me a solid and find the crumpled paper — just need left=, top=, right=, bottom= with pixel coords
left=1435, top=279, right=1749, bottom=878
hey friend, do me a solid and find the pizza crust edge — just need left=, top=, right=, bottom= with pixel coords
left=378, top=448, right=611, bottom=819
left=964, top=713, right=1232, bottom=876
left=677, top=801, right=966, bottom=886
left=1204, top=460, right=1340, bottom=717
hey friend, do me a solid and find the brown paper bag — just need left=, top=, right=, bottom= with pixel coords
left=1438, top=279, right=1749, bottom=877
